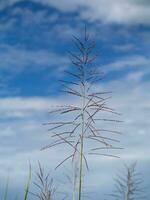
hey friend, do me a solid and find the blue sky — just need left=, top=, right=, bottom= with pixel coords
left=0, top=0, right=150, bottom=199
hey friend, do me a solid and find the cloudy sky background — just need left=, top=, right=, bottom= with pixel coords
left=0, top=0, right=150, bottom=199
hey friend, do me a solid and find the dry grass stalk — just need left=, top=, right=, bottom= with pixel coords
left=109, top=162, right=145, bottom=200
left=32, top=162, right=56, bottom=200
left=42, top=27, right=122, bottom=200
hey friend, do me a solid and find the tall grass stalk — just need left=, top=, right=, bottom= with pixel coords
left=42, top=27, right=122, bottom=200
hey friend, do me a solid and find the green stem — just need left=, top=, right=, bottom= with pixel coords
left=78, top=67, right=86, bottom=200
left=78, top=135, right=84, bottom=200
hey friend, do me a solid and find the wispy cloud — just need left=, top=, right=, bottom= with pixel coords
left=0, top=44, right=70, bottom=95
left=1, top=0, right=150, bottom=25
left=102, top=55, right=150, bottom=74
left=37, top=0, right=150, bottom=25
left=0, top=44, right=69, bottom=72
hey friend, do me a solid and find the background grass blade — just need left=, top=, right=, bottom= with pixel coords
left=24, top=164, right=32, bottom=200
left=4, top=177, right=9, bottom=200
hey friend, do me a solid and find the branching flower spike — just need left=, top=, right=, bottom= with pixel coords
left=42, top=27, right=122, bottom=200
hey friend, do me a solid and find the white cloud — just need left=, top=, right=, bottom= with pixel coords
left=42, top=0, right=150, bottom=25
left=112, top=44, right=137, bottom=52
left=11, top=7, right=59, bottom=25
left=101, top=55, right=150, bottom=74
left=126, top=71, right=144, bottom=82
left=0, top=44, right=70, bottom=95
left=1, top=0, right=150, bottom=25
left=0, top=45, right=69, bottom=74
